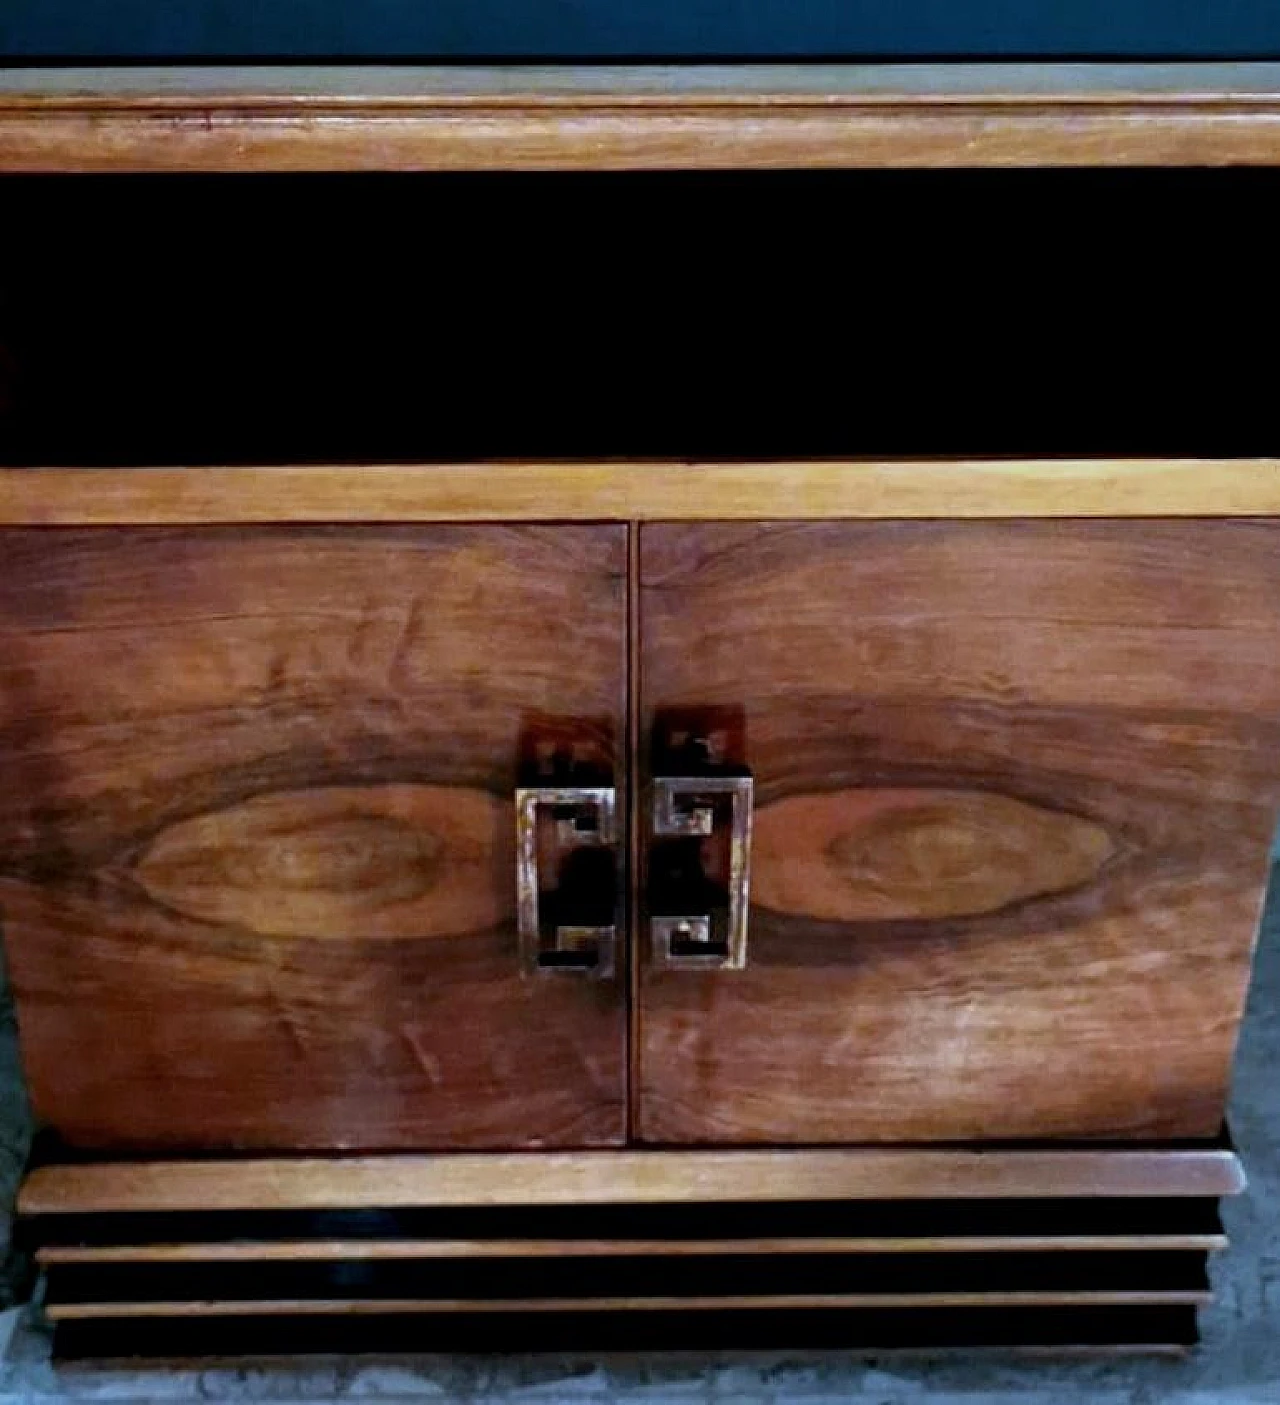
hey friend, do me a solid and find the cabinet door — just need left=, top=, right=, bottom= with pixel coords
left=0, top=525, right=627, bottom=1151
left=638, top=520, right=1280, bottom=1144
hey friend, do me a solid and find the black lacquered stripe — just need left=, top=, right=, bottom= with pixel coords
left=52, top=1304, right=1202, bottom=1359
left=43, top=1248, right=1210, bottom=1308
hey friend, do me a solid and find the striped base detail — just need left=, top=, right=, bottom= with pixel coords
left=22, top=1194, right=1227, bottom=1357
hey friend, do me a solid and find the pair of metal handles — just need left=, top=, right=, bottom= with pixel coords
left=515, top=773, right=753, bottom=978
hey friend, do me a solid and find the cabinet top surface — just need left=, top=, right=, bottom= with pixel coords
left=3, top=62, right=1280, bottom=169
left=4, top=61, right=1280, bottom=103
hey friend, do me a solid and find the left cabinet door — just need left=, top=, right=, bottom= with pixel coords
left=0, top=525, right=628, bottom=1151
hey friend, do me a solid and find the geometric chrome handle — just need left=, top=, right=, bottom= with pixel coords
left=516, top=786, right=618, bottom=979
left=650, top=773, right=753, bottom=970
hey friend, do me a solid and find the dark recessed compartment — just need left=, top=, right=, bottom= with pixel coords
left=1, top=168, right=1277, bottom=466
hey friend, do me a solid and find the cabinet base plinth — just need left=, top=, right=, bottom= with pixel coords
left=19, top=1148, right=1239, bottom=1358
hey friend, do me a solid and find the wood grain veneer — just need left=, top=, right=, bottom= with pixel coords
left=638, top=519, right=1280, bottom=1144
left=0, top=525, right=628, bottom=1150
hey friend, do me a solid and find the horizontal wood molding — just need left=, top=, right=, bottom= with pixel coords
left=3, top=64, right=1280, bottom=171
left=43, top=1290, right=1210, bottom=1321
left=3, top=461, right=1279, bottom=525
left=36, top=1232, right=1228, bottom=1265
left=19, top=1149, right=1246, bottom=1215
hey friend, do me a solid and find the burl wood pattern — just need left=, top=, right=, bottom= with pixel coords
left=0, top=526, right=628, bottom=1150
left=638, top=521, right=1280, bottom=1144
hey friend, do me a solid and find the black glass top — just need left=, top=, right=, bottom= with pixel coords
left=2, top=2, right=1280, bottom=62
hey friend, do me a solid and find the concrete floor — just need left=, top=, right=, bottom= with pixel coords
left=0, top=868, right=1275, bottom=1403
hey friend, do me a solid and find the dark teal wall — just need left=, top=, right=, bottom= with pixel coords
left=2, top=2, right=1280, bottom=59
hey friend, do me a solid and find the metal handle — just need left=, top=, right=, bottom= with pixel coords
left=516, top=786, right=618, bottom=978
left=651, top=773, right=754, bottom=970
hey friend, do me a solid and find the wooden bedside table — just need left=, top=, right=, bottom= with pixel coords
left=1, top=64, right=1279, bottom=1356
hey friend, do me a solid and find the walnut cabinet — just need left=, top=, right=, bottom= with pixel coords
left=4, top=519, right=1277, bottom=1162
left=4, top=62, right=1280, bottom=1356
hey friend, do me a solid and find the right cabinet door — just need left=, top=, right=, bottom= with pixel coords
left=637, top=520, right=1280, bottom=1144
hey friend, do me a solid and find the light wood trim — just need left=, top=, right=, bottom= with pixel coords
left=4, top=64, right=1280, bottom=171
left=19, top=1148, right=1246, bottom=1215
left=3, top=461, right=1279, bottom=526
left=43, top=1289, right=1211, bottom=1321
left=36, top=1232, right=1228, bottom=1265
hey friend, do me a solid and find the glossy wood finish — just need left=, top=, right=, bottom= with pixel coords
left=18, top=1147, right=1246, bottom=1214
left=638, top=520, right=1280, bottom=1144
left=21, top=1192, right=1229, bottom=1241
left=0, top=525, right=628, bottom=1150
left=4, top=461, right=1280, bottom=525
left=37, top=1230, right=1227, bottom=1264
left=4, top=65, right=1280, bottom=171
